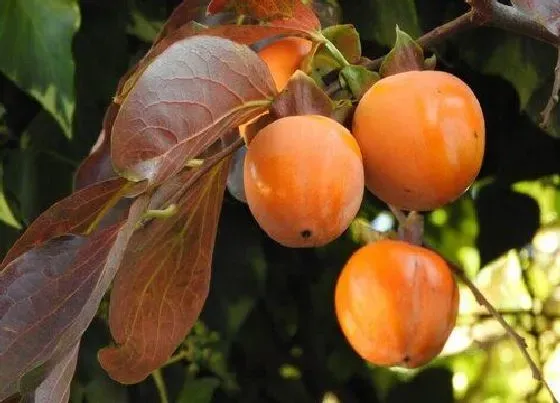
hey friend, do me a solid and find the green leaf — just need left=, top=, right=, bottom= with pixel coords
left=321, top=24, right=361, bottom=64
left=176, top=377, right=220, bottom=403
left=341, top=0, right=420, bottom=46
left=455, top=30, right=555, bottom=109
left=0, top=169, right=21, bottom=229
left=379, top=26, right=425, bottom=77
left=0, top=0, right=81, bottom=138
left=340, top=65, right=379, bottom=99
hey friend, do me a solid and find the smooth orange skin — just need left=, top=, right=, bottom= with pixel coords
left=334, top=239, right=459, bottom=368
left=257, top=36, right=313, bottom=91
left=243, top=115, right=365, bottom=248
left=352, top=70, right=485, bottom=211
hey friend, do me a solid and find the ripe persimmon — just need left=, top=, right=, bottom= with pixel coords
left=238, top=37, right=312, bottom=143
left=243, top=115, right=364, bottom=248
left=334, top=239, right=459, bottom=369
left=257, top=36, right=313, bottom=92
left=352, top=70, right=485, bottom=211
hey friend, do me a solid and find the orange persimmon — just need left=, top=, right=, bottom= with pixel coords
left=352, top=70, right=485, bottom=211
left=238, top=37, right=312, bottom=140
left=257, top=36, right=313, bottom=92
left=243, top=115, right=364, bottom=248
left=334, top=239, right=459, bottom=369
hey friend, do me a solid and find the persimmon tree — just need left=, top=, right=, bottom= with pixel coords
left=0, top=0, right=559, bottom=402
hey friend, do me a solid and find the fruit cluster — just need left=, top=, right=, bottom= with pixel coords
left=227, top=36, right=485, bottom=369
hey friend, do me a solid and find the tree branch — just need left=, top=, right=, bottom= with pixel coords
left=446, top=260, right=559, bottom=403
left=361, top=0, right=560, bottom=70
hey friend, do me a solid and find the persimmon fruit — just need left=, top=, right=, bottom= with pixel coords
left=237, top=37, right=312, bottom=144
left=243, top=114, right=365, bottom=248
left=334, top=239, right=459, bottom=369
left=352, top=70, right=485, bottom=211
left=257, top=36, right=313, bottom=92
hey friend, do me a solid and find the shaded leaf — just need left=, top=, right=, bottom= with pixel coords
left=475, top=184, right=541, bottom=266
left=379, top=26, right=424, bottom=77
left=1, top=178, right=129, bottom=267
left=98, top=160, right=231, bottom=384
left=177, top=377, right=220, bottom=403
left=208, top=0, right=298, bottom=20
left=73, top=130, right=117, bottom=191
left=311, top=0, right=342, bottom=28
left=341, top=0, right=420, bottom=46
left=270, top=70, right=333, bottom=118
left=0, top=0, right=80, bottom=137
left=340, top=65, right=379, bottom=100
left=23, top=342, right=80, bottom=403
left=110, top=35, right=276, bottom=186
left=511, top=0, right=560, bottom=35
left=321, top=24, right=361, bottom=64
left=0, top=170, right=21, bottom=229
left=0, top=196, right=149, bottom=400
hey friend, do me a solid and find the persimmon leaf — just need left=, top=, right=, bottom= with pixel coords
left=208, top=0, right=298, bottom=20
left=110, top=35, right=275, bottom=187
left=321, top=24, right=361, bottom=64
left=264, top=0, right=321, bottom=32
left=1, top=177, right=129, bottom=267
left=22, top=342, right=80, bottom=403
left=0, top=197, right=149, bottom=400
left=340, top=65, right=380, bottom=100
left=379, top=25, right=425, bottom=77
left=74, top=130, right=117, bottom=191
left=98, top=160, right=231, bottom=384
left=271, top=70, right=333, bottom=118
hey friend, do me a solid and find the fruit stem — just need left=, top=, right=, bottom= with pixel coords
left=388, top=205, right=424, bottom=246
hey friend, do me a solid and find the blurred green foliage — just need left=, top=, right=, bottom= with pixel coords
left=0, top=0, right=559, bottom=402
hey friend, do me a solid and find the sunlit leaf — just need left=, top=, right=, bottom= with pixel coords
left=110, top=35, right=276, bottom=187
left=98, top=160, right=231, bottom=384
left=321, top=24, right=361, bottom=64
left=263, top=0, right=321, bottom=32
left=0, top=0, right=80, bottom=137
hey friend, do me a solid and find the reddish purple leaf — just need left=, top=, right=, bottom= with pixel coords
left=512, top=0, right=560, bottom=35
left=24, top=342, right=80, bottom=403
left=270, top=70, right=333, bottom=118
left=74, top=130, right=117, bottom=191
left=1, top=178, right=129, bottom=267
left=98, top=159, right=231, bottom=384
left=0, top=196, right=150, bottom=400
left=110, top=35, right=276, bottom=187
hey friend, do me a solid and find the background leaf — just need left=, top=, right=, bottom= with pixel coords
left=98, top=160, right=231, bottom=384
left=0, top=0, right=80, bottom=137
